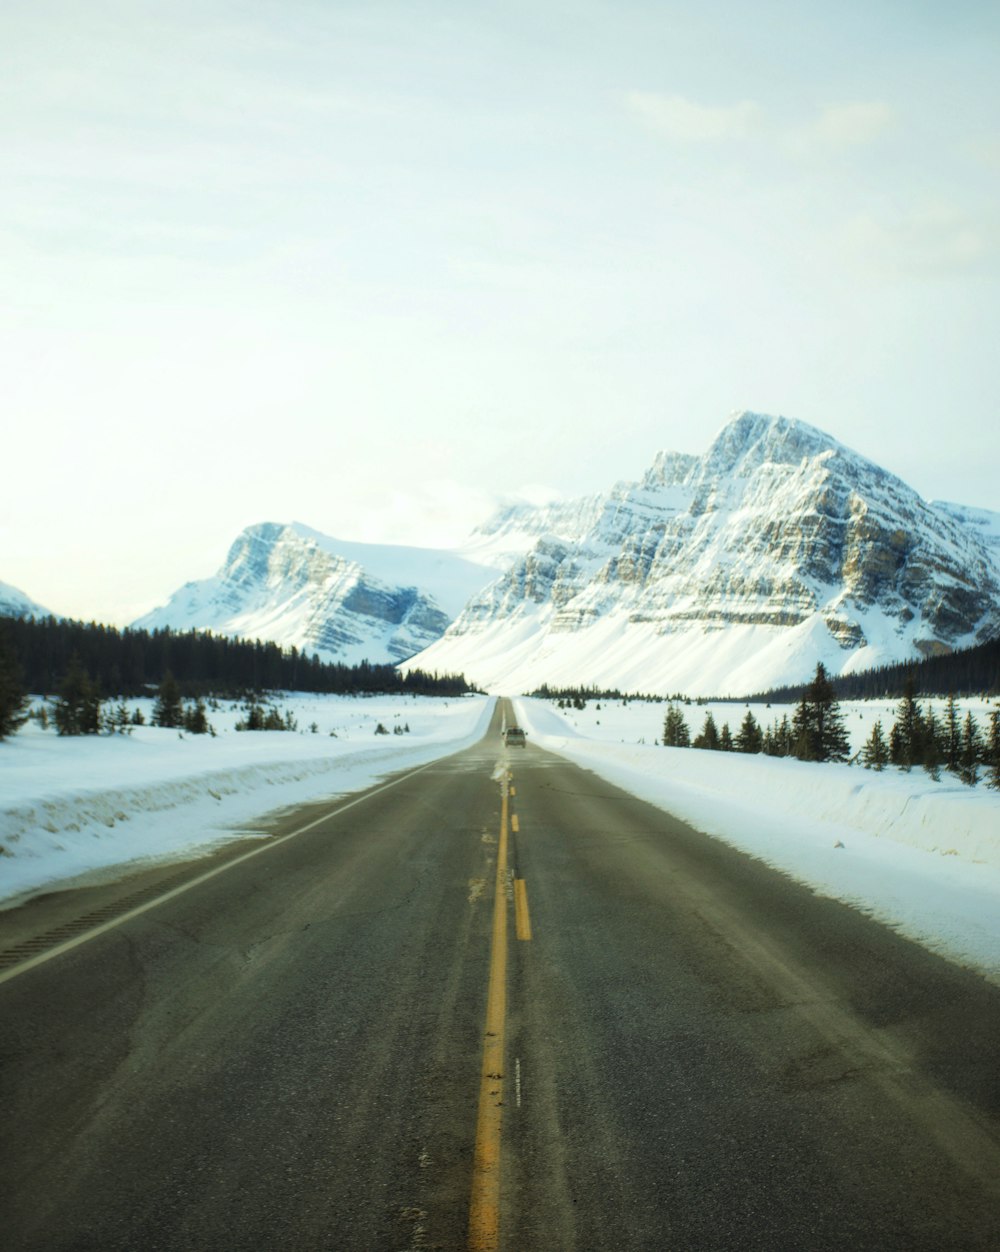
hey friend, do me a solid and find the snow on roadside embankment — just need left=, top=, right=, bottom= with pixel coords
left=0, top=694, right=494, bottom=906
left=513, top=697, right=1000, bottom=983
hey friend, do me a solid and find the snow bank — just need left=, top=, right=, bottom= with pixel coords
left=513, top=697, right=1000, bottom=982
left=0, top=694, right=493, bottom=905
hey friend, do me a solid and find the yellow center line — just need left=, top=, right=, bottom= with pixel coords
left=514, top=879, right=532, bottom=941
left=468, top=781, right=509, bottom=1251
left=511, top=813, right=519, bottom=834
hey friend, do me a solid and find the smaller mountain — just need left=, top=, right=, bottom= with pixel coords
left=0, top=581, right=51, bottom=620
left=133, top=522, right=497, bottom=665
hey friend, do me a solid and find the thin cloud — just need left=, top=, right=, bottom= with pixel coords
left=626, top=93, right=895, bottom=152
left=808, top=101, right=895, bottom=146
left=839, top=204, right=999, bottom=278
left=625, top=92, right=762, bottom=142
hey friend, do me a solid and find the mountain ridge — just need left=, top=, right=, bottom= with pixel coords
left=8, top=411, right=998, bottom=694
left=0, top=581, right=52, bottom=621
left=407, top=411, right=1000, bottom=694
left=132, top=521, right=501, bottom=665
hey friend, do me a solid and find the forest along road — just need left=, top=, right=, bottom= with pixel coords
left=2, top=698, right=1000, bottom=1251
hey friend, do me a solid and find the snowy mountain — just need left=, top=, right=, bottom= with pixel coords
left=133, top=522, right=498, bottom=665
left=0, top=581, right=51, bottom=620
left=932, top=501, right=1000, bottom=559
left=459, top=494, right=606, bottom=568
left=407, top=412, right=1000, bottom=696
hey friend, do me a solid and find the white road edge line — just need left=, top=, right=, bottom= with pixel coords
left=0, top=755, right=446, bottom=987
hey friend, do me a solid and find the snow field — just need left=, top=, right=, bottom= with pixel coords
left=0, top=693, right=493, bottom=906
left=512, top=696, right=1000, bottom=983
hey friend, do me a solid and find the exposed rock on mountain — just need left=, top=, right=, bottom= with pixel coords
left=408, top=412, right=1000, bottom=695
left=134, top=523, right=496, bottom=665
left=128, top=414, right=1000, bottom=692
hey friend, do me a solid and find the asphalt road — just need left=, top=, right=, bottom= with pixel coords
left=2, top=698, right=1000, bottom=1251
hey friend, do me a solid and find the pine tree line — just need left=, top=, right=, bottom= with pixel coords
left=34, top=665, right=218, bottom=739
left=742, top=634, right=1000, bottom=703
left=0, top=615, right=471, bottom=704
left=860, top=679, right=999, bottom=788
left=665, top=663, right=851, bottom=763
left=531, top=683, right=661, bottom=703
left=662, top=663, right=1000, bottom=789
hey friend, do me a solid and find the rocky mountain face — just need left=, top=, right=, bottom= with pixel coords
left=133, top=523, right=497, bottom=666
left=408, top=413, right=1000, bottom=695
left=127, top=414, right=1000, bottom=693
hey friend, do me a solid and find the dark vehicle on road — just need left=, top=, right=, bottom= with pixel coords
left=503, top=726, right=526, bottom=747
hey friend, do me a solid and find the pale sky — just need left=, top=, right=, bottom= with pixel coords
left=3, top=0, right=999, bottom=624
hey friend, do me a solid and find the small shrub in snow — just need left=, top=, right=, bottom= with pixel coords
left=235, top=702, right=296, bottom=732
left=182, top=700, right=213, bottom=735
left=104, top=701, right=133, bottom=736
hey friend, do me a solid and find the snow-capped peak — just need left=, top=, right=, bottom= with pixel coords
left=406, top=411, right=1000, bottom=695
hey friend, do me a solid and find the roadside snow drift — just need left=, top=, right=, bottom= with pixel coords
left=514, top=697, right=1000, bottom=983
left=0, top=694, right=493, bottom=905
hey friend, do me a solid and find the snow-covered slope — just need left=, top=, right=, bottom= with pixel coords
left=933, top=501, right=1000, bottom=559
left=0, top=581, right=50, bottom=620
left=408, top=412, right=1000, bottom=695
left=458, top=494, right=606, bottom=568
left=134, top=522, right=498, bottom=665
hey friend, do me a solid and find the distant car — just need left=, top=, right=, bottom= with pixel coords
left=503, top=726, right=526, bottom=747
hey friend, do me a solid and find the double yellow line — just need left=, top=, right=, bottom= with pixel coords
left=468, top=773, right=531, bottom=1250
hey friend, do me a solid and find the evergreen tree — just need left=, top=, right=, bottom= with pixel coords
left=921, top=705, right=943, bottom=780
left=236, top=701, right=265, bottom=731
left=764, top=714, right=794, bottom=756
left=183, top=699, right=211, bottom=735
left=106, top=700, right=132, bottom=735
left=986, top=708, right=1000, bottom=792
left=862, top=720, right=889, bottom=770
left=792, top=663, right=850, bottom=762
left=959, top=712, right=982, bottom=787
left=889, top=722, right=905, bottom=767
left=719, top=722, right=734, bottom=752
left=0, top=635, right=30, bottom=740
left=892, top=675, right=925, bottom=768
left=735, top=709, right=763, bottom=754
left=693, top=711, right=720, bottom=750
left=153, top=671, right=184, bottom=728
left=53, top=654, right=101, bottom=736
left=776, top=714, right=793, bottom=756
left=662, top=703, right=691, bottom=748
left=943, top=695, right=962, bottom=775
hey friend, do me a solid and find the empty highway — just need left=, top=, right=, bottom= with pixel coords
left=2, top=699, right=999, bottom=1250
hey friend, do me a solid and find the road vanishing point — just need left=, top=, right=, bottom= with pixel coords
left=2, top=699, right=1000, bottom=1250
